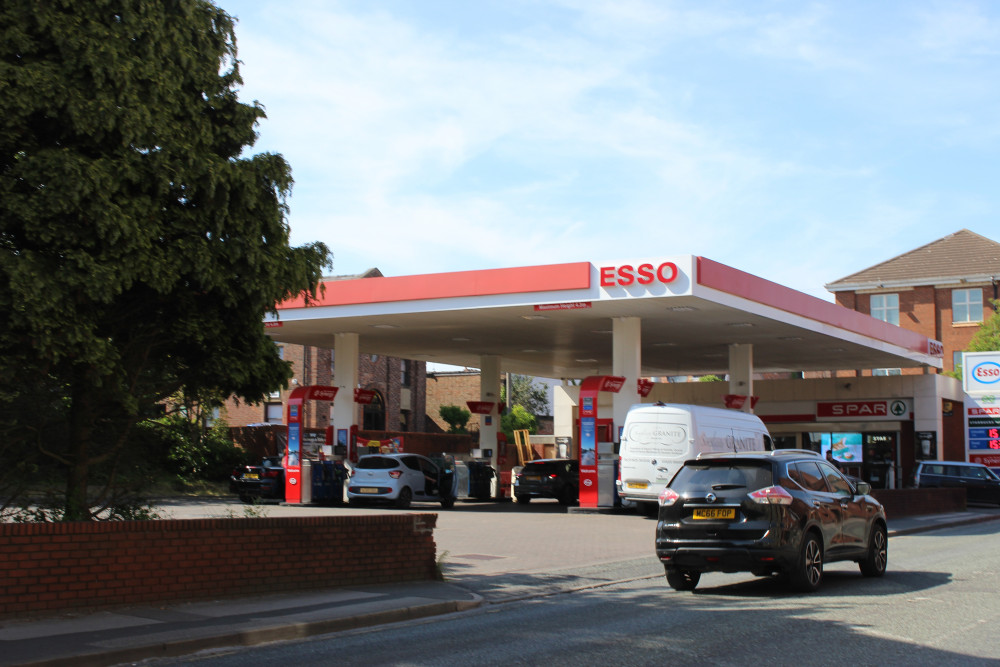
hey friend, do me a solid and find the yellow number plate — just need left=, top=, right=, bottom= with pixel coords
left=692, top=507, right=735, bottom=520
left=359, top=487, right=380, bottom=494
left=244, top=473, right=259, bottom=480
left=626, top=482, right=648, bottom=489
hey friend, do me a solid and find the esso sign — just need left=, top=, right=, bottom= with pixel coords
left=600, top=262, right=678, bottom=287
left=973, top=362, right=1000, bottom=385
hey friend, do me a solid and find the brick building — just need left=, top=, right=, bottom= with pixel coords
left=221, top=345, right=427, bottom=433
left=825, top=229, right=1000, bottom=376
left=221, top=268, right=429, bottom=433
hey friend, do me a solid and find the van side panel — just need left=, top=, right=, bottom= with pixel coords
left=617, top=403, right=773, bottom=506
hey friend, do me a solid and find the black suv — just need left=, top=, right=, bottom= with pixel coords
left=655, top=450, right=887, bottom=592
left=514, top=459, right=579, bottom=505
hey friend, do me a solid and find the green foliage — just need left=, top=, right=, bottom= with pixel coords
left=133, top=414, right=248, bottom=483
left=699, top=375, right=725, bottom=382
left=967, top=301, right=1000, bottom=352
left=947, top=300, right=999, bottom=378
left=501, top=375, right=550, bottom=416
left=0, top=1, right=330, bottom=519
left=439, top=405, right=471, bottom=434
left=501, top=405, right=538, bottom=444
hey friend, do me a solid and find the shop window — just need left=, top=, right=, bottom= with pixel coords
left=265, top=402, right=283, bottom=424
left=953, top=288, right=983, bottom=323
left=870, top=293, right=899, bottom=326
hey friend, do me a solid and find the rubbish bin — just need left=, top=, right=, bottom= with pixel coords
left=466, top=460, right=496, bottom=500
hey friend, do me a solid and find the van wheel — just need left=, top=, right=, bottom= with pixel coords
left=666, top=569, right=700, bottom=591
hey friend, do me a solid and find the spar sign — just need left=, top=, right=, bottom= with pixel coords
left=964, top=351, right=1000, bottom=395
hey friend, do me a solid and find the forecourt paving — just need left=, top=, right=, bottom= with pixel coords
left=3, top=499, right=999, bottom=666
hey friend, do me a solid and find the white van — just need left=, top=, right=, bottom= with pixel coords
left=616, top=402, right=773, bottom=512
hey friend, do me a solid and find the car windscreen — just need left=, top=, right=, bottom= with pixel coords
left=356, top=456, right=401, bottom=470
left=670, top=462, right=772, bottom=491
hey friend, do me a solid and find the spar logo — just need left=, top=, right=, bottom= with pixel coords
left=973, top=362, right=1000, bottom=385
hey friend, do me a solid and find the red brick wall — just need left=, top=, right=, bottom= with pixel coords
left=872, top=487, right=965, bottom=517
left=426, top=372, right=487, bottom=433
left=0, top=515, right=438, bottom=619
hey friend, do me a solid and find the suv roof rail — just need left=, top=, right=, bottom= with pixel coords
left=769, top=449, right=822, bottom=457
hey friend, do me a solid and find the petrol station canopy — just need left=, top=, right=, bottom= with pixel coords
left=265, top=255, right=943, bottom=378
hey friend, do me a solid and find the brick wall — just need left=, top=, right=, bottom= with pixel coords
left=871, top=487, right=965, bottom=517
left=426, top=372, right=487, bottom=433
left=0, top=514, right=438, bottom=619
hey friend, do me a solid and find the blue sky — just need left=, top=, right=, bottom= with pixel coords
left=219, top=0, right=1000, bottom=301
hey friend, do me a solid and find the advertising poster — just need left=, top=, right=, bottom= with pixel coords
left=818, top=432, right=863, bottom=464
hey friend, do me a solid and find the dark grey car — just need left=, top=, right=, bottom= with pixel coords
left=914, top=460, right=1000, bottom=505
left=655, top=450, right=887, bottom=592
left=514, top=459, right=579, bottom=505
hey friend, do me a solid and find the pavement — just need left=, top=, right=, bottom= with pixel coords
left=3, top=503, right=1000, bottom=667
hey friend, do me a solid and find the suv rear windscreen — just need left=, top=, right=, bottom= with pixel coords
left=670, top=462, right=772, bottom=491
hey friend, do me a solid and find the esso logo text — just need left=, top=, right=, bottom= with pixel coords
left=599, top=262, right=678, bottom=287
left=973, top=362, right=1000, bottom=384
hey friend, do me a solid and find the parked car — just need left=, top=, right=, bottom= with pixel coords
left=346, top=453, right=457, bottom=509
left=914, top=460, right=1000, bottom=505
left=655, top=450, right=887, bottom=592
left=514, top=459, right=579, bottom=505
left=230, top=456, right=285, bottom=503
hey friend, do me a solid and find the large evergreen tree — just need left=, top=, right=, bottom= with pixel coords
left=0, top=0, right=330, bottom=519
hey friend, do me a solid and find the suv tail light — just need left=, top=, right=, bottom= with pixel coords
left=263, top=469, right=281, bottom=479
left=389, top=470, right=403, bottom=479
left=658, top=488, right=680, bottom=506
left=748, top=485, right=794, bottom=505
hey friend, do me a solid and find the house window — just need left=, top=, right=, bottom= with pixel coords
left=400, top=359, right=411, bottom=387
left=953, top=288, right=983, bottom=323
left=873, top=368, right=901, bottom=376
left=204, top=406, right=221, bottom=427
left=329, top=349, right=335, bottom=377
left=265, top=402, right=284, bottom=424
left=870, top=294, right=899, bottom=326
left=953, top=351, right=964, bottom=374
left=276, top=345, right=285, bottom=359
